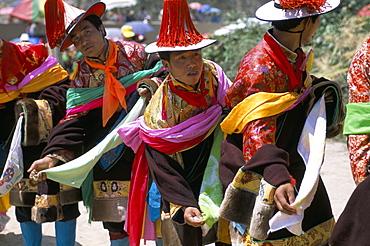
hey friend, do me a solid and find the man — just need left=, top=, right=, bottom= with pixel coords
left=0, top=39, right=73, bottom=245
left=28, top=1, right=164, bottom=245
left=218, top=0, right=344, bottom=245
left=329, top=34, right=370, bottom=246
left=119, top=0, right=231, bottom=245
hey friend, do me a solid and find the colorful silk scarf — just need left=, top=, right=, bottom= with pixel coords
left=1, top=40, right=48, bottom=92
left=220, top=89, right=310, bottom=135
left=343, top=102, right=370, bottom=135
left=118, top=60, right=230, bottom=246
left=168, top=71, right=210, bottom=109
left=84, top=40, right=127, bottom=127
left=0, top=56, right=68, bottom=103
left=65, top=60, right=163, bottom=116
left=263, top=33, right=302, bottom=91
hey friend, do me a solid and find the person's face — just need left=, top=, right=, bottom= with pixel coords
left=301, top=16, right=321, bottom=45
left=162, top=49, right=203, bottom=88
left=70, top=20, right=106, bottom=57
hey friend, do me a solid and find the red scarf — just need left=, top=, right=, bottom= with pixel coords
left=263, top=33, right=304, bottom=91
left=168, top=72, right=209, bottom=109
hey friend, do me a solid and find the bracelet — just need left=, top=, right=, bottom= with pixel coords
left=46, top=153, right=68, bottom=163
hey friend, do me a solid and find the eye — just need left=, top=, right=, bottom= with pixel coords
left=71, top=36, right=79, bottom=43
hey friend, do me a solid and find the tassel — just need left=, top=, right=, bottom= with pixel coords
left=279, top=0, right=328, bottom=12
left=44, top=0, right=66, bottom=49
left=157, top=0, right=203, bottom=48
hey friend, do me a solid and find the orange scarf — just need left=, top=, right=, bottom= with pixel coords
left=85, top=40, right=127, bottom=127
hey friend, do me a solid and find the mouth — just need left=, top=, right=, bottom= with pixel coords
left=188, top=70, right=199, bottom=77
left=83, top=45, right=94, bottom=52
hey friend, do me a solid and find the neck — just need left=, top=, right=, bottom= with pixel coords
left=271, top=28, right=301, bottom=52
left=86, top=39, right=109, bottom=64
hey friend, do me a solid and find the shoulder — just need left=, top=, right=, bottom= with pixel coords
left=116, top=40, right=145, bottom=52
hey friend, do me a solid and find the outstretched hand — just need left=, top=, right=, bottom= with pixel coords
left=183, top=207, right=205, bottom=228
left=27, top=156, right=59, bottom=181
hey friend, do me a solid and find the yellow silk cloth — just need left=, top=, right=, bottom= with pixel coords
left=0, top=193, right=11, bottom=212
left=221, top=91, right=301, bottom=134
left=0, top=64, right=68, bottom=103
left=84, top=40, right=127, bottom=127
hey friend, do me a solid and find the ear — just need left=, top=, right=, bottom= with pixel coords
left=99, top=25, right=106, bottom=37
left=303, top=17, right=311, bottom=28
left=162, top=59, right=170, bottom=72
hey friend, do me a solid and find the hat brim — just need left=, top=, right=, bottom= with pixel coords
left=255, top=0, right=341, bottom=21
left=145, top=39, right=217, bottom=54
left=60, top=2, right=106, bottom=51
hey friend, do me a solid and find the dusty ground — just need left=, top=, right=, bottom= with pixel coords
left=0, top=139, right=356, bottom=245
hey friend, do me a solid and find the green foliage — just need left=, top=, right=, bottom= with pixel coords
left=203, top=2, right=370, bottom=95
left=203, top=16, right=269, bottom=80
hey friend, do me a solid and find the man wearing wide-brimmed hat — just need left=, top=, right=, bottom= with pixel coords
left=28, top=0, right=165, bottom=245
left=218, top=0, right=344, bottom=245
left=118, top=0, right=232, bottom=245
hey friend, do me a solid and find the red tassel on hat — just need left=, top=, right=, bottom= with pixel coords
left=157, top=0, right=203, bottom=48
left=44, top=0, right=66, bottom=49
left=279, top=0, right=329, bottom=13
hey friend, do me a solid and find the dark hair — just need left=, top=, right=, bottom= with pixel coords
left=84, top=15, right=103, bottom=30
left=158, top=51, right=171, bottom=62
left=272, top=15, right=319, bottom=31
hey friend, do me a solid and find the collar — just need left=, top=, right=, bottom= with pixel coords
left=267, top=29, right=298, bottom=63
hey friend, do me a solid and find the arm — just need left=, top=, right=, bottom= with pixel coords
left=347, top=40, right=370, bottom=184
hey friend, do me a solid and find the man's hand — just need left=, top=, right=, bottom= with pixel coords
left=274, top=183, right=297, bottom=215
left=138, top=87, right=152, bottom=102
left=324, top=88, right=334, bottom=103
left=27, top=156, right=59, bottom=181
left=183, top=207, right=205, bottom=228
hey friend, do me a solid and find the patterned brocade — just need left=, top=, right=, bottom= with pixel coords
left=347, top=37, right=370, bottom=184
left=243, top=218, right=335, bottom=246
left=225, top=32, right=307, bottom=163
left=144, top=59, right=218, bottom=129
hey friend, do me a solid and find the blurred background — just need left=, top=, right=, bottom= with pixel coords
left=0, top=0, right=370, bottom=110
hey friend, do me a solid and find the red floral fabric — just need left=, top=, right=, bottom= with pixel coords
left=225, top=32, right=304, bottom=163
left=347, top=37, right=370, bottom=185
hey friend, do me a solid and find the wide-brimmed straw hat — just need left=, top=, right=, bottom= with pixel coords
left=44, top=0, right=106, bottom=51
left=145, top=0, right=217, bottom=54
left=255, top=0, right=341, bottom=21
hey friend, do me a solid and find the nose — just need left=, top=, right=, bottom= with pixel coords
left=188, top=59, right=197, bottom=68
left=80, top=36, right=88, bottom=48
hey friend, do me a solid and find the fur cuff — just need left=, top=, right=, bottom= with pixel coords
left=14, top=98, right=52, bottom=146
left=15, top=98, right=39, bottom=146
left=31, top=194, right=63, bottom=223
left=219, top=183, right=256, bottom=226
left=92, top=197, right=128, bottom=222
left=249, top=179, right=276, bottom=240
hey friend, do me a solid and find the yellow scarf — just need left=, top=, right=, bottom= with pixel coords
left=0, top=64, right=68, bottom=104
left=220, top=91, right=301, bottom=134
left=84, top=40, right=127, bottom=127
